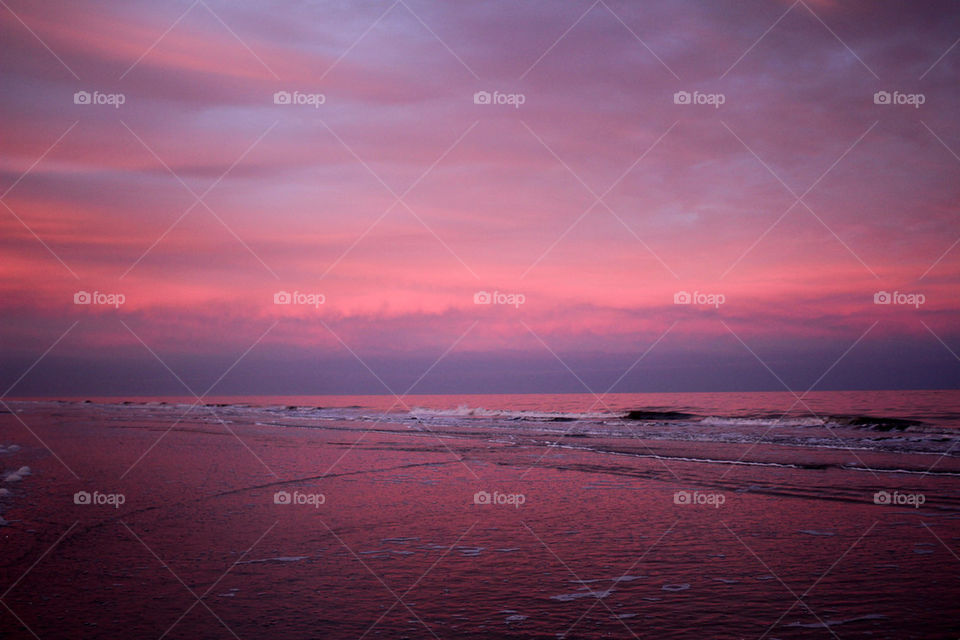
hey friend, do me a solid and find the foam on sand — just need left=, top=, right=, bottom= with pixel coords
left=550, top=588, right=613, bottom=602
left=457, top=546, right=485, bottom=557
left=238, top=555, right=310, bottom=564
left=787, top=614, right=887, bottom=629
left=4, top=466, right=31, bottom=482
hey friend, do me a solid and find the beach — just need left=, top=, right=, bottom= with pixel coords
left=2, top=394, right=958, bottom=639
left=4, top=0, right=960, bottom=637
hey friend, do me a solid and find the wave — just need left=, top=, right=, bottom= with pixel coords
left=698, top=416, right=825, bottom=427
left=625, top=410, right=696, bottom=421
left=28, top=399, right=944, bottom=435
left=409, top=405, right=615, bottom=422
left=827, top=415, right=923, bottom=431
left=409, top=405, right=931, bottom=432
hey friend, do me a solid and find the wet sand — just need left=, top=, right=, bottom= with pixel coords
left=1, top=402, right=959, bottom=639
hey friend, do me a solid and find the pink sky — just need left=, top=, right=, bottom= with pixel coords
left=1, top=0, right=959, bottom=394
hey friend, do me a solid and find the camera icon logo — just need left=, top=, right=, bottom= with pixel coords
left=74, top=290, right=92, bottom=304
left=673, top=291, right=691, bottom=304
left=673, top=490, right=691, bottom=505
left=474, top=291, right=492, bottom=304
left=274, top=491, right=291, bottom=504
left=873, top=291, right=891, bottom=304
left=274, top=291, right=292, bottom=304
left=74, top=490, right=92, bottom=505
left=473, top=91, right=492, bottom=105
left=673, top=91, right=691, bottom=105
left=873, top=91, right=891, bottom=105
left=473, top=490, right=491, bottom=505
left=73, top=91, right=91, bottom=105
left=274, top=91, right=292, bottom=105
left=873, top=491, right=891, bottom=505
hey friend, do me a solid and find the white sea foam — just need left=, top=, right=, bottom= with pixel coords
left=700, top=416, right=824, bottom=427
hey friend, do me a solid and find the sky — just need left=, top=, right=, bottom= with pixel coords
left=1, top=0, right=959, bottom=396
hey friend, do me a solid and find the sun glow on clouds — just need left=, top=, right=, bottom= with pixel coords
left=1, top=0, right=959, bottom=391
